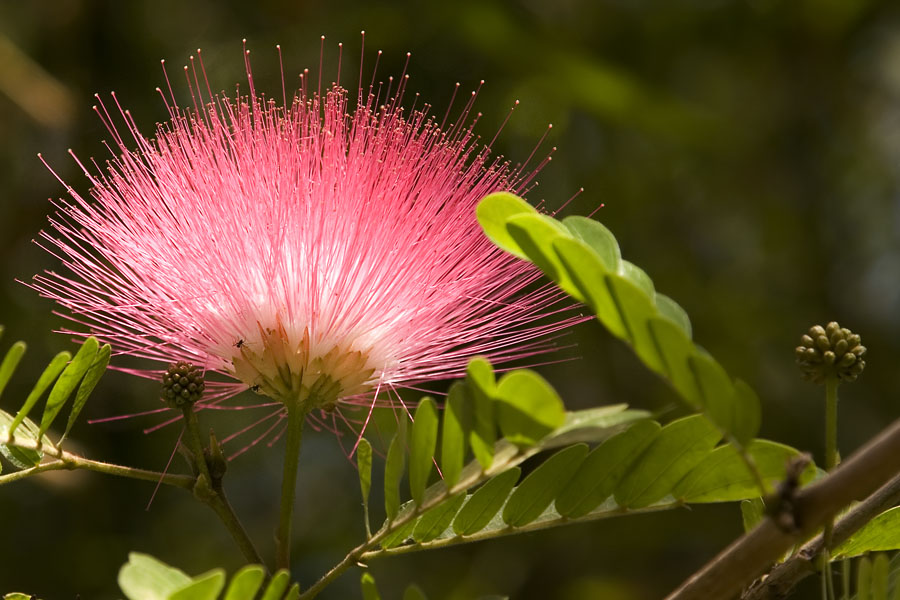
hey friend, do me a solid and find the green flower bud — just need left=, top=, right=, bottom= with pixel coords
left=795, top=321, right=866, bottom=384
left=162, top=361, right=206, bottom=408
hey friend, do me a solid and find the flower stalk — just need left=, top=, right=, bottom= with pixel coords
left=276, top=396, right=308, bottom=571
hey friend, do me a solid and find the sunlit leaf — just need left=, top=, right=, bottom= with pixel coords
left=507, top=213, right=581, bottom=300
left=40, top=336, right=99, bottom=437
left=688, top=352, right=737, bottom=437
left=259, top=570, right=291, bottom=600
left=741, top=498, right=765, bottom=533
left=0, top=341, right=26, bottom=400
left=606, top=274, right=665, bottom=373
left=357, top=437, right=373, bottom=507
left=169, top=569, right=225, bottom=600
left=503, top=444, right=588, bottom=527
left=467, top=357, right=496, bottom=470
left=412, top=493, right=466, bottom=543
left=494, top=370, right=565, bottom=446
left=615, top=415, right=720, bottom=508
left=618, top=260, right=655, bottom=298
left=561, top=215, right=620, bottom=272
left=63, top=343, right=110, bottom=440
left=556, top=420, right=661, bottom=518
left=654, top=293, right=692, bottom=339
left=360, top=572, right=382, bottom=600
left=731, top=379, right=761, bottom=446
left=836, top=507, right=900, bottom=558
left=0, top=409, right=50, bottom=469
left=409, top=397, right=439, bottom=506
left=476, top=192, right=536, bottom=259
left=222, top=565, right=265, bottom=600
left=8, top=351, right=70, bottom=436
left=118, top=552, right=191, bottom=600
left=452, top=468, right=521, bottom=535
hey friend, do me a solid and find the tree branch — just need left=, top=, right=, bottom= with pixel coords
left=665, top=417, right=900, bottom=600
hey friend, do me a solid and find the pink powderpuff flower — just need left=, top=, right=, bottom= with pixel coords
left=31, top=40, right=580, bottom=437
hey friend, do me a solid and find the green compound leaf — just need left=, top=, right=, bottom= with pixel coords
left=118, top=552, right=192, bottom=600
left=466, top=357, right=497, bottom=470
left=561, top=215, right=620, bottom=272
left=502, top=444, right=589, bottom=527
left=672, top=440, right=814, bottom=503
left=283, top=584, right=300, bottom=600
left=453, top=467, right=521, bottom=536
left=475, top=191, right=536, bottom=259
left=556, top=420, right=661, bottom=518
left=409, top=397, right=439, bottom=506
left=259, top=570, right=291, bottom=600
left=384, top=414, right=409, bottom=521
left=360, top=572, right=382, bottom=600
left=0, top=409, right=51, bottom=469
left=741, top=498, right=766, bottom=533
left=615, top=415, right=721, bottom=508
left=8, top=351, right=70, bottom=436
left=507, top=213, right=581, bottom=300
left=654, top=293, right=692, bottom=339
left=40, top=336, right=99, bottom=437
left=441, top=382, right=470, bottom=488
left=380, top=515, right=417, bottom=549
left=494, top=370, right=565, bottom=446
left=835, top=507, right=900, bottom=558
left=618, top=260, right=655, bottom=298
left=0, top=341, right=26, bottom=400
left=222, top=565, right=265, bottom=600
left=63, top=342, right=110, bottom=441
left=169, top=570, right=226, bottom=600
left=606, top=274, right=665, bottom=374
left=647, top=317, right=701, bottom=406
left=4, top=594, right=35, bottom=600
left=413, top=493, right=466, bottom=543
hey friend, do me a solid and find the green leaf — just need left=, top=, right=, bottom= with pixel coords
left=413, top=493, right=466, bottom=543
left=615, top=415, right=721, bottom=508
left=8, top=351, right=70, bottom=436
left=561, top=215, right=621, bottom=272
left=859, top=556, right=873, bottom=600
left=169, top=570, right=225, bottom=600
left=384, top=415, right=409, bottom=521
left=654, top=293, right=692, bottom=339
left=543, top=405, right=649, bottom=448
left=873, top=554, right=890, bottom=600
left=63, top=343, right=110, bottom=440
left=40, top=337, right=99, bottom=437
left=503, top=444, right=588, bottom=527
left=494, top=370, right=565, bottom=446
left=647, top=317, right=702, bottom=406
left=688, top=352, right=737, bottom=437
left=381, top=516, right=417, bottom=549
left=409, top=397, right=439, bottom=506
left=118, top=553, right=192, bottom=600
left=259, top=570, right=291, bottom=600
left=403, top=584, right=428, bottom=600
left=553, top=236, right=628, bottom=340
left=476, top=192, right=536, bottom=259
left=360, top=572, right=382, bottom=600
left=741, top=498, right=765, bottom=533
left=452, top=467, right=521, bottom=535
left=0, top=409, right=50, bottom=469
left=836, top=507, right=900, bottom=558
left=441, top=382, right=470, bottom=488
left=4, top=594, right=34, bottom=600
left=556, top=420, right=661, bottom=518
left=222, top=565, right=265, bottom=600
left=0, top=341, right=26, bottom=400
left=673, top=440, right=813, bottom=503
left=731, top=380, right=762, bottom=446
left=357, top=437, right=373, bottom=508
left=467, top=358, right=496, bottom=470
left=618, top=261, right=655, bottom=298
left=606, top=274, right=665, bottom=373
left=507, top=213, right=581, bottom=300
left=284, top=583, right=300, bottom=600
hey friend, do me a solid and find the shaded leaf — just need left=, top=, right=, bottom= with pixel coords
left=495, top=370, right=565, bottom=446
left=361, top=572, right=382, bottom=600
left=731, top=380, right=762, bottom=446
left=836, top=507, right=900, bottom=558
left=0, top=409, right=50, bottom=469
left=380, top=517, right=417, bottom=549
left=453, top=468, right=521, bottom=535
left=741, top=498, right=765, bottom=533
left=647, top=317, right=701, bottom=406
left=615, top=415, right=721, bottom=508
left=561, top=215, right=620, bottom=272
left=467, top=358, right=496, bottom=470
left=688, top=352, right=737, bottom=437
left=507, top=213, right=580, bottom=300
left=503, top=444, right=588, bottom=527
left=259, top=570, right=291, bottom=600
left=357, top=438, right=373, bottom=507
left=413, top=493, right=466, bottom=543
left=403, top=584, right=428, bottom=600
left=441, top=382, right=470, bottom=488
left=284, top=583, right=300, bottom=600
left=409, top=397, right=439, bottom=506
left=618, top=260, right=655, bottom=298
left=556, top=420, right=661, bottom=518
left=606, top=274, right=665, bottom=373
left=654, top=293, right=692, bottom=339
left=8, top=351, right=70, bottom=436
left=384, top=415, right=408, bottom=521
left=0, top=341, right=26, bottom=400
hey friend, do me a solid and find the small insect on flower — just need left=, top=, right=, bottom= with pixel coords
left=31, top=36, right=582, bottom=443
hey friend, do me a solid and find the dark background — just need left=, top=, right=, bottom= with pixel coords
left=1, top=1, right=899, bottom=598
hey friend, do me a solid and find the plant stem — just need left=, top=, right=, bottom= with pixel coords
left=275, top=397, right=307, bottom=571
left=822, top=376, right=840, bottom=599
left=181, top=404, right=212, bottom=485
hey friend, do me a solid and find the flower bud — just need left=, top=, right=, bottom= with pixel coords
left=162, top=361, right=205, bottom=408
left=795, top=321, right=866, bottom=384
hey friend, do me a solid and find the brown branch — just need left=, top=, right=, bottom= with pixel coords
left=665, top=417, right=900, bottom=600
left=742, top=471, right=900, bottom=599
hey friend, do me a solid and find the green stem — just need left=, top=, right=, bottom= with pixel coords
left=822, top=376, right=840, bottom=600
left=275, top=398, right=307, bottom=571
left=181, top=404, right=212, bottom=485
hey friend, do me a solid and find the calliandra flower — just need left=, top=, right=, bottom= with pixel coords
left=31, top=41, right=580, bottom=431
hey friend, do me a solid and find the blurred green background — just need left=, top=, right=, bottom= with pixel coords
left=1, top=0, right=899, bottom=598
